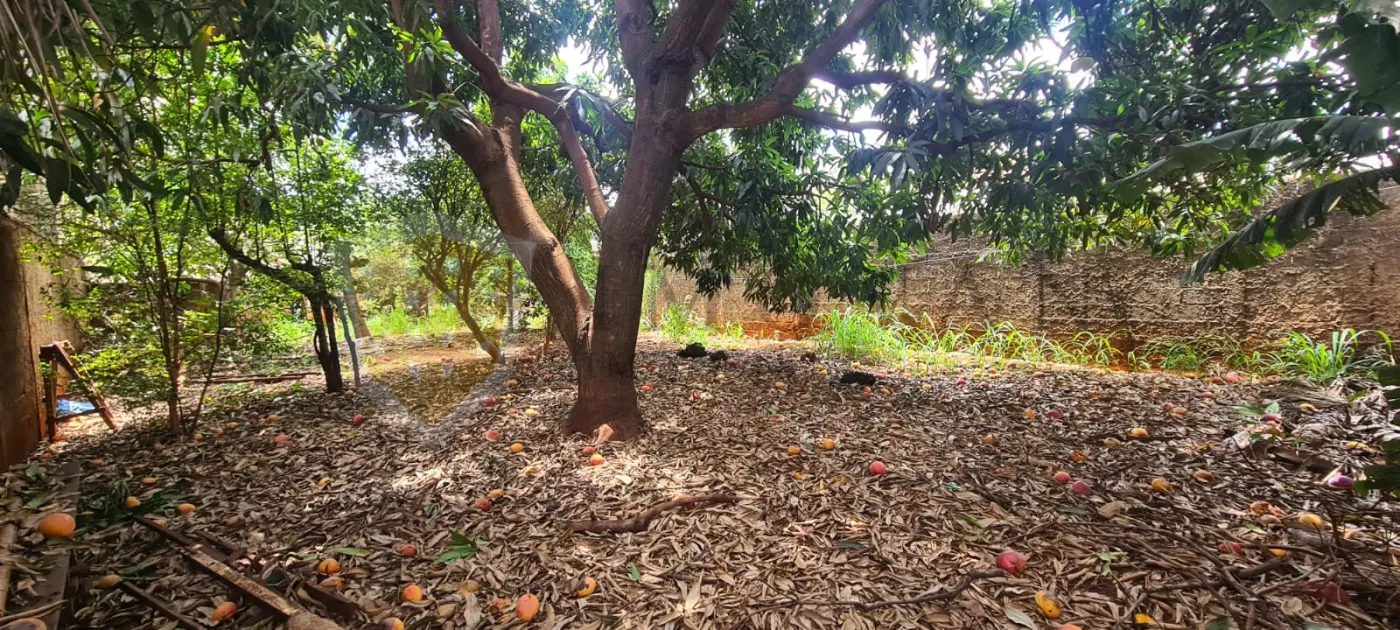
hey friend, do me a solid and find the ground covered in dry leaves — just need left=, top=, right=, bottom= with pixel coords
left=8, top=339, right=1400, bottom=630
left=360, top=335, right=498, bottom=423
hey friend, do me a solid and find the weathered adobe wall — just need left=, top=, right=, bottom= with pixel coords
left=655, top=187, right=1400, bottom=346
left=0, top=215, right=84, bottom=469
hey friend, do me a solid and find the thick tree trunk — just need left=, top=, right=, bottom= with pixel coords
left=568, top=357, right=642, bottom=440
left=563, top=123, right=685, bottom=438
left=0, top=217, right=42, bottom=465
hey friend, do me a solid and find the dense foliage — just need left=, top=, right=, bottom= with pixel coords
left=2, top=0, right=1396, bottom=436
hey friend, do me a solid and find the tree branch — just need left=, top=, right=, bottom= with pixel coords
left=476, top=0, right=503, bottom=63
left=208, top=228, right=321, bottom=297
left=434, top=0, right=612, bottom=224
left=616, top=0, right=654, bottom=81
left=342, top=97, right=421, bottom=116
left=788, top=106, right=909, bottom=135
left=810, top=69, right=906, bottom=89
left=682, top=0, right=894, bottom=140
left=653, top=0, right=737, bottom=79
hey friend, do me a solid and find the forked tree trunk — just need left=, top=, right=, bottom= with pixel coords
left=309, top=296, right=345, bottom=393
left=442, top=108, right=682, bottom=439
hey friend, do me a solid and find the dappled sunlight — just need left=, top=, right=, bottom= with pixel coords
left=13, top=339, right=1400, bottom=629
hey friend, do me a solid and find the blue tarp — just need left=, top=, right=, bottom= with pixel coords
left=57, top=399, right=95, bottom=416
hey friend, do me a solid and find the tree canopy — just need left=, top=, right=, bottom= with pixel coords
left=2, top=0, right=1397, bottom=437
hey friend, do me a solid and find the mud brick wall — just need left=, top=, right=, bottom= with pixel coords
left=0, top=215, right=84, bottom=468
left=655, top=187, right=1400, bottom=345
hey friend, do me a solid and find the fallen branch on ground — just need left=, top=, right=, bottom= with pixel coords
left=567, top=493, right=740, bottom=534
left=750, top=571, right=1002, bottom=611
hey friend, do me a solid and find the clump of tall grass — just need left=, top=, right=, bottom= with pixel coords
left=652, top=302, right=751, bottom=345
left=366, top=303, right=470, bottom=338
left=811, top=307, right=912, bottom=363
left=1264, top=329, right=1393, bottom=385
left=813, top=309, right=1123, bottom=368
left=658, top=302, right=709, bottom=344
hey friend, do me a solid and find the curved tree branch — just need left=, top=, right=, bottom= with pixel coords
left=433, top=0, right=612, bottom=225
left=682, top=0, right=894, bottom=140
left=788, top=106, right=909, bottom=135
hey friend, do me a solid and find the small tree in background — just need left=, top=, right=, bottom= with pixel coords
left=387, top=148, right=507, bottom=362
left=207, top=138, right=368, bottom=393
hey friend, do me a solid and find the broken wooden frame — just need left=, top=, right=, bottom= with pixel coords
left=128, top=517, right=349, bottom=630
left=38, top=340, right=116, bottom=438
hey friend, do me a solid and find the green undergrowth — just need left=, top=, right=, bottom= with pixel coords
left=810, top=307, right=1394, bottom=384
left=653, top=302, right=748, bottom=345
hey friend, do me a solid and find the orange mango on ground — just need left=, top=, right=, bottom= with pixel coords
left=38, top=513, right=76, bottom=538
left=401, top=584, right=424, bottom=602
left=212, top=601, right=237, bottom=621
left=317, top=558, right=341, bottom=575
left=516, top=593, right=540, bottom=621
left=1034, top=591, right=1062, bottom=619
left=510, top=443, right=525, bottom=453
left=177, top=503, right=196, bottom=515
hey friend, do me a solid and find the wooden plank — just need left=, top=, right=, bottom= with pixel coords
left=181, top=547, right=301, bottom=618
left=33, top=462, right=80, bottom=630
left=133, top=518, right=344, bottom=630
left=42, top=366, right=57, bottom=442
left=0, top=523, right=15, bottom=613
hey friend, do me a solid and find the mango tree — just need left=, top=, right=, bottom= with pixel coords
left=4, top=0, right=1398, bottom=439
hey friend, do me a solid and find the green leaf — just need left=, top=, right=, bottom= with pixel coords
left=43, top=156, right=71, bottom=204
left=834, top=539, right=867, bottom=549
left=23, top=491, right=52, bottom=509
left=433, top=548, right=476, bottom=566
left=1058, top=505, right=1091, bottom=516
left=332, top=547, right=371, bottom=557
left=0, top=111, right=44, bottom=175
left=1260, top=0, right=1324, bottom=20
left=628, top=563, right=641, bottom=582
left=1184, top=165, right=1400, bottom=285
left=191, top=25, right=211, bottom=79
